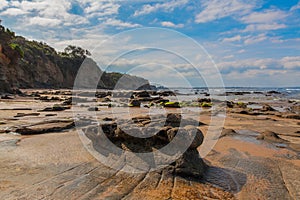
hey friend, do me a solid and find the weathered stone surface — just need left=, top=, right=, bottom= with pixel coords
left=15, top=120, right=75, bottom=135
left=257, top=131, right=288, bottom=143
left=220, top=128, right=238, bottom=138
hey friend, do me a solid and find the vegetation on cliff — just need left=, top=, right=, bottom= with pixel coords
left=0, top=21, right=150, bottom=93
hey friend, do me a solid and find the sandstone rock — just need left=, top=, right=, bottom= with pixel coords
left=15, top=120, right=74, bottom=135
left=174, top=149, right=207, bottom=178
left=14, top=113, right=40, bottom=118
left=184, top=125, right=204, bottom=149
left=165, top=113, right=181, bottom=127
left=257, top=131, right=288, bottom=143
left=262, top=104, right=276, bottom=112
left=220, top=128, right=238, bottom=138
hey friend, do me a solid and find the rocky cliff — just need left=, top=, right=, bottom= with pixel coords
left=0, top=25, right=150, bottom=93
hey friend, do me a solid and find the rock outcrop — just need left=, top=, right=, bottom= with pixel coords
left=0, top=25, right=151, bottom=93
left=82, top=113, right=207, bottom=177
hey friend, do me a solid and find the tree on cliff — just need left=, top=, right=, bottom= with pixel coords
left=62, top=45, right=91, bottom=58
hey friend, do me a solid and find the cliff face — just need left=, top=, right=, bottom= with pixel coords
left=0, top=25, right=150, bottom=93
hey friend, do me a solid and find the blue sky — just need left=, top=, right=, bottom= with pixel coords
left=0, top=0, right=299, bottom=87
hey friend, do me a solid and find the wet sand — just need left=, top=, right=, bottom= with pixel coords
left=0, top=90, right=299, bottom=199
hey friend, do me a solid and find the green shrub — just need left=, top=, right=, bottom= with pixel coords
left=9, top=43, right=24, bottom=57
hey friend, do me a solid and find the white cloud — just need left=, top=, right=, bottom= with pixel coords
left=244, top=34, right=267, bottom=45
left=280, top=56, right=300, bottom=69
left=218, top=56, right=300, bottom=72
left=161, top=21, right=184, bottom=28
left=0, top=8, right=29, bottom=16
left=239, top=9, right=288, bottom=32
left=240, top=9, right=287, bottom=24
left=0, top=0, right=8, bottom=11
left=222, top=35, right=241, bottom=42
left=195, top=0, right=256, bottom=23
left=221, top=34, right=268, bottom=45
left=84, top=1, right=120, bottom=17
left=28, top=17, right=61, bottom=27
left=103, top=18, right=141, bottom=28
left=134, top=0, right=188, bottom=16
left=3, top=0, right=88, bottom=26
left=243, top=23, right=286, bottom=32
left=291, top=1, right=300, bottom=11
left=223, top=55, right=234, bottom=59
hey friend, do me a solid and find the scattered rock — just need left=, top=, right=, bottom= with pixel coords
left=219, top=128, right=237, bottom=138
left=225, top=92, right=251, bottom=96
left=282, top=114, right=300, bottom=120
left=164, top=102, right=180, bottom=108
left=14, top=113, right=40, bottom=118
left=257, top=131, right=288, bottom=143
left=1, top=95, right=13, bottom=99
left=40, top=104, right=69, bottom=112
left=267, top=90, right=281, bottom=94
left=132, top=91, right=151, bottom=98
left=45, top=114, right=57, bottom=117
left=87, top=107, right=99, bottom=111
left=129, top=99, right=141, bottom=107
left=62, top=98, right=72, bottom=105
left=198, top=98, right=211, bottom=103
left=102, top=117, right=115, bottom=121
left=262, top=104, right=276, bottom=112
left=15, top=120, right=75, bottom=135
left=158, top=91, right=176, bottom=96
left=165, top=113, right=181, bottom=127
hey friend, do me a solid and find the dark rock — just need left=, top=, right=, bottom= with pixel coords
left=133, top=91, right=151, bottom=98
left=62, top=98, right=72, bottom=105
left=183, top=125, right=204, bottom=149
left=88, top=107, right=99, bottom=111
left=165, top=113, right=182, bottom=127
left=225, top=92, right=251, bottom=96
left=155, top=126, right=173, bottom=142
left=226, top=101, right=234, bottom=108
left=102, top=117, right=115, bottom=121
left=14, top=113, right=40, bottom=118
left=129, top=99, right=141, bottom=107
left=45, top=114, right=57, bottom=117
left=40, top=104, right=69, bottom=112
left=174, top=149, right=207, bottom=178
left=1, top=95, right=13, bottom=99
left=158, top=91, right=176, bottom=96
left=262, top=104, right=276, bottom=112
left=197, top=98, right=211, bottom=103
left=267, top=90, right=281, bottom=94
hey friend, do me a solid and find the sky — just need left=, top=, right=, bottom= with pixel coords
left=0, top=0, right=299, bottom=87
